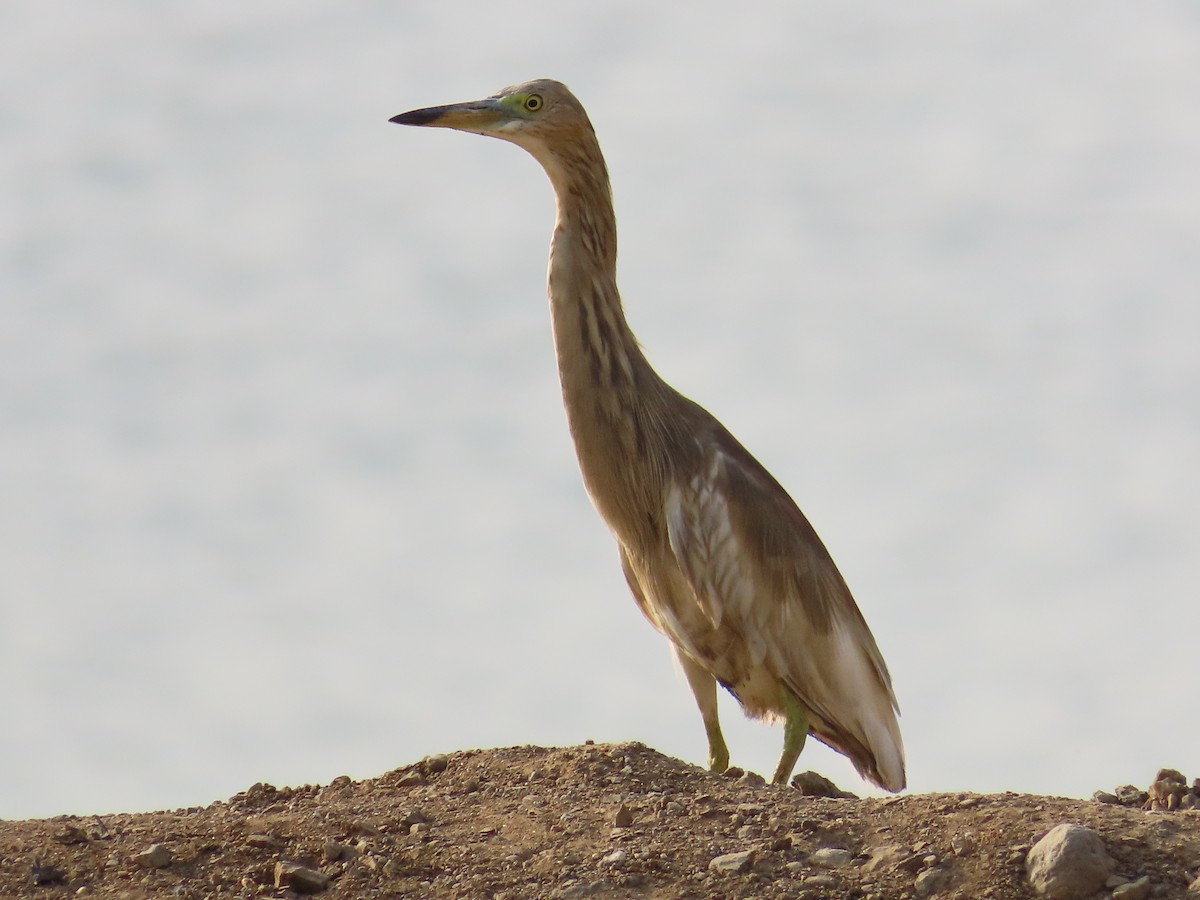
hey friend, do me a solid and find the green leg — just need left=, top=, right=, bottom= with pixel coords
left=772, top=688, right=810, bottom=785
left=677, top=650, right=730, bottom=773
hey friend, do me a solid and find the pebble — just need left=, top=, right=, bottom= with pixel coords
left=1112, top=876, right=1152, bottom=900
left=950, top=832, right=977, bottom=857
left=791, top=770, right=855, bottom=798
left=1147, top=772, right=1188, bottom=811
left=803, top=874, right=839, bottom=888
left=1092, top=791, right=1119, bottom=805
left=1114, top=785, right=1149, bottom=807
left=914, top=866, right=950, bottom=896
left=136, top=844, right=172, bottom=869
left=245, top=834, right=285, bottom=851
left=274, top=860, right=331, bottom=894
left=30, top=865, right=66, bottom=886
left=396, top=770, right=424, bottom=788
left=323, top=840, right=358, bottom=863
left=556, top=881, right=607, bottom=898
left=53, top=824, right=88, bottom=845
left=613, top=804, right=634, bottom=828
left=808, top=848, right=855, bottom=869
left=1025, top=823, right=1114, bottom=899
left=709, top=849, right=756, bottom=874
left=600, top=849, right=627, bottom=866
left=423, top=753, right=450, bottom=773
left=863, top=844, right=908, bottom=872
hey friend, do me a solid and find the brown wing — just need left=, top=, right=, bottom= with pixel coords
left=664, top=432, right=905, bottom=791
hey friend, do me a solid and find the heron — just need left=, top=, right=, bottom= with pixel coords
left=390, top=79, right=905, bottom=791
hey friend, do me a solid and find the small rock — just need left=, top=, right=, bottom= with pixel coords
left=1114, top=785, right=1149, bottom=807
left=1147, top=775, right=1187, bottom=811
left=808, top=848, right=855, bottom=869
left=136, top=844, right=172, bottom=869
left=1006, top=845, right=1030, bottom=865
left=556, top=881, right=607, bottom=898
left=737, top=824, right=761, bottom=841
left=423, top=753, right=450, bottom=774
left=30, top=865, right=66, bottom=886
left=1025, top=823, right=1114, bottom=899
left=322, top=841, right=357, bottom=863
left=1092, top=791, right=1119, bottom=805
left=915, top=866, right=951, bottom=896
left=613, top=804, right=634, bottom=828
left=53, top=825, right=88, bottom=845
left=709, top=849, right=756, bottom=874
left=738, top=770, right=766, bottom=787
left=396, top=770, right=424, bottom=787
left=246, top=833, right=285, bottom=851
left=274, top=860, right=331, bottom=894
left=863, top=844, right=908, bottom=872
left=1112, top=876, right=1152, bottom=900
left=950, top=832, right=977, bottom=857
left=1154, top=768, right=1186, bottom=784
left=1189, top=872, right=1200, bottom=893
left=600, top=849, right=627, bottom=867
left=791, top=770, right=856, bottom=798
left=803, top=874, right=839, bottom=888
left=722, top=766, right=745, bottom=779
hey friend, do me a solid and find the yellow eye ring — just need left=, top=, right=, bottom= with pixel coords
left=524, top=94, right=543, bottom=112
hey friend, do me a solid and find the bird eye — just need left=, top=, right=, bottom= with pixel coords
left=524, top=94, right=543, bottom=112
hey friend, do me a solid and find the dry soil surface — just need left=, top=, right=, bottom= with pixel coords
left=3, top=742, right=1199, bottom=899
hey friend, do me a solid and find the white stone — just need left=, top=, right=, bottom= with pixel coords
left=808, top=847, right=855, bottom=868
left=1025, top=823, right=1114, bottom=900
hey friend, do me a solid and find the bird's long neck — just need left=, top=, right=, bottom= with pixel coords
left=547, top=145, right=636, bottom=402
left=537, top=130, right=671, bottom=535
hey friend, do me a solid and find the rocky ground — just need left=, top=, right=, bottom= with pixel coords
left=3, top=743, right=1199, bottom=899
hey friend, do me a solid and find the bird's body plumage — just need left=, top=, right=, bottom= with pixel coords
left=391, top=79, right=905, bottom=791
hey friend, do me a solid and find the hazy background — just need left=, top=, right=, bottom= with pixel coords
left=3, top=1, right=1198, bottom=819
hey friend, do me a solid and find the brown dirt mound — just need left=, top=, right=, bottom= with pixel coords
left=3, top=742, right=1199, bottom=898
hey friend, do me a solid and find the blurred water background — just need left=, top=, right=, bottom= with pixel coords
left=2, top=1, right=1198, bottom=819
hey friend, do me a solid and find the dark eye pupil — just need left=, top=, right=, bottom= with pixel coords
left=527, top=96, right=541, bottom=110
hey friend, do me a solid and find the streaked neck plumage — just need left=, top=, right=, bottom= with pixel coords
left=520, top=122, right=677, bottom=538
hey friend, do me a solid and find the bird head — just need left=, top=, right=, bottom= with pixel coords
left=389, top=79, right=594, bottom=169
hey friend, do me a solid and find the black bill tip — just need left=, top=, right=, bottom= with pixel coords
left=389, top=107, right=445, bottom=126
